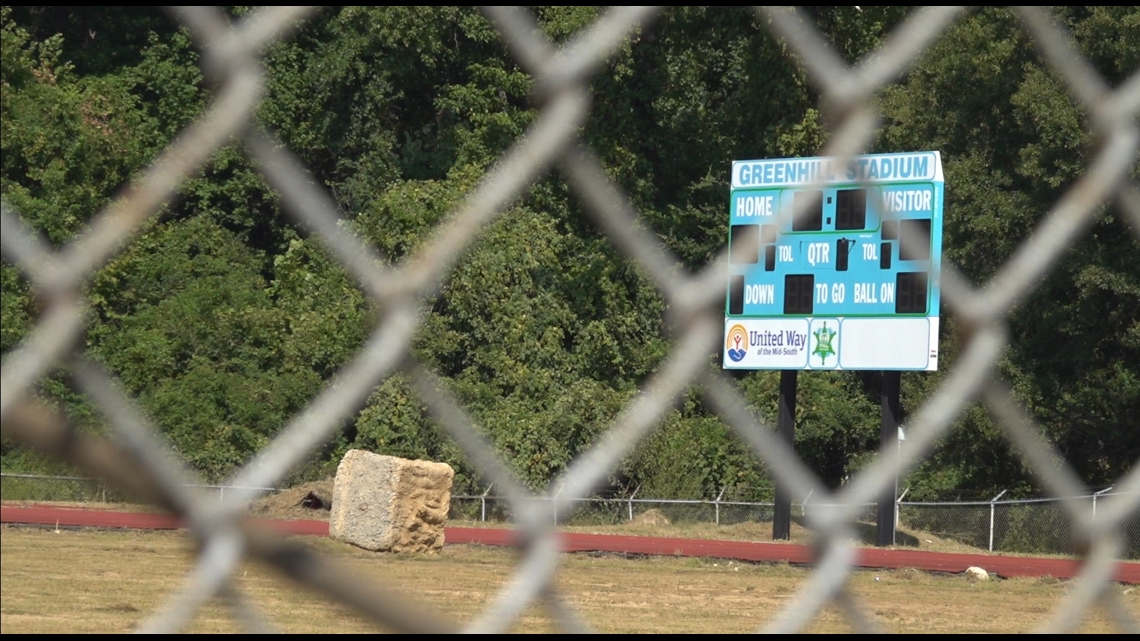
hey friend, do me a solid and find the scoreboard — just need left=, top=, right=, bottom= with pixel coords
left=723, top=151, right=944, bottom=371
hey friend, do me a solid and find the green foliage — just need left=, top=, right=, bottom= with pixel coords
left=124, top=28, right=204, bottom=140
left=353, top=375, right=444, bottom=464
left=2, top=7, right=1135, bottom=499
left=879, top=6, right=1140, bottom=494
left=996, top=502, right=1074, bottom=556
left=85, top=216, right=320, bottom=479
left=1, top=9, right=161, bottom=245
left=5, top=6, right=174, bottom=77
left=410, top=202, right=666, bottom=489
left=270, top=238, right=370, bottom=379
left=0, top=264, right=30, bottom=355
left=736, top=371, right=880, bottom=489
left=623, top=409, right=771, bottom=500
left=354, top=177, right=465, bottom=260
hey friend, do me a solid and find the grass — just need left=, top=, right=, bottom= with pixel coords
left=535, top=518, right=989, bottom=554
left=2, top=524, right=1136, bottom=633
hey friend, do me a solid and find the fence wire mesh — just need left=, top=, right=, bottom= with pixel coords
left=1, top=5, right=1138, bottom=634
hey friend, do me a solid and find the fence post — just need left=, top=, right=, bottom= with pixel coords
left=628, top=485, right=640, bottom=521
left=715, top=487, right=726, bottom=525
left=1092, top=486, right=1113, bottom=522
left=800, top=489, right=813, bottom=521
left=895, top=486, right=910, bottom=544
left=481, top=483, right=494, bottom=522
left=989, top=489, right=1007, bottom=552
left=553, top=484, right=563, bottom=526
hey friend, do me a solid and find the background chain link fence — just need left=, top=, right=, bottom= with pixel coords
left=1, top=5, right=1138, bottom=634
left=8, top=474, right=1134, bottom=558
left=0, top=473, right=277, bottom=506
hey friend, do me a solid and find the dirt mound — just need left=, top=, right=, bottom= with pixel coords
left=250, top=479, right=334, bottom=521
left=630, top=508, right=670, bottom=526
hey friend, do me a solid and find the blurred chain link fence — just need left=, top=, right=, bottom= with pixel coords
left=1, top=5, right=1138, bottom=634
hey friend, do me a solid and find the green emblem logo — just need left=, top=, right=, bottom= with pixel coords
left=812, top=322, right=836, bottom=365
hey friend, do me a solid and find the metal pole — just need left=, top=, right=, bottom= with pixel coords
left=628, top=485, right=640, bottom=521
left=877, top=371, right=900, bottom=547
left=1092, top=486, right=1113, bottom=522
left=988, top=489, right=1007, bottom=552
left=553, top=484, right=563, bottom=526
left=481, top=484, right=493, bottom=522
left=895, top=486, right=910, bottom=542
left=715, top=486, right=726, bottom=525
left=773, top=370, right=797, bottom=540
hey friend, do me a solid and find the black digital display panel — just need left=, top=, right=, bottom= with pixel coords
left=835, top=188, right=867, bottom=230
left=894, top=271, right=928, bottom=314
left=881, top=220, right=898, bottom=240
left=729, top=275, right=745, bottom=315
left=899, top=218, right=932, bottom=261
left=836, top=238, right=853, bottom=272
left=783, top=274, right=815, bottom=314
left=730, top=224, right=759, bottom=264
left=792, top=190, right=822, bottom=231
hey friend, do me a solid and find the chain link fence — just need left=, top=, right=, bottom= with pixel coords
left=0, top=472, right=276, bottom=506
left=1, top=5, right=1138, bottom=634
left=7, top=473, right=1136, bottom=558
left=900, top=491, right=1140, bottom=557
left=2, top=472, right=121, bottom=504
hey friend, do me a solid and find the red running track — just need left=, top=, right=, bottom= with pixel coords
left=3, top=504, right=1137, bottom=584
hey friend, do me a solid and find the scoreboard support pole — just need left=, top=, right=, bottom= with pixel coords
left=773, top=370, right=797, bottom=540
left=876, top=370, right=901, bottom=547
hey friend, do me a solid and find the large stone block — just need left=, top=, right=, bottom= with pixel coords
left=329, top=449, right=454, bottom=553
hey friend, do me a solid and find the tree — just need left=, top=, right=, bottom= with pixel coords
left=878, top=6, right=1140, bottom=494
left=3, top=6, right=1133, bottom=497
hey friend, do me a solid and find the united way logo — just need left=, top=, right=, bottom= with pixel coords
left=726, top=324, right=749, bottom=362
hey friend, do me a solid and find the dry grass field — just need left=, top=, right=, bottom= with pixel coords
left=2, top=524, right=1136, bottom=633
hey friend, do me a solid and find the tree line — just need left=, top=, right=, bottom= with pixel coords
left=2, top=6, right=1136, bottom=499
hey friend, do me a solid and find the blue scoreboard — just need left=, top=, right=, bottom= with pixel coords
left=723, top=151, right=944, bottom=371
